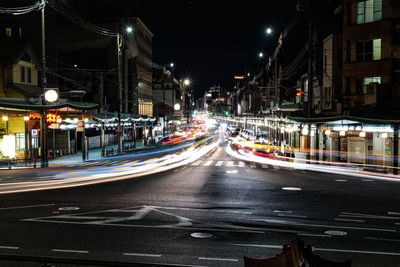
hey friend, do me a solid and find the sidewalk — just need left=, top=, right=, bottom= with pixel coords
left=49, top=141, right=145, bottom=165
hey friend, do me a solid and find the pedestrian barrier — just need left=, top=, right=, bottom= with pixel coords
left=244, top=239, right=351, bottom=267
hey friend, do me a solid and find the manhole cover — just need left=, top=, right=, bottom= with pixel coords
left=58, top=207, right=80, bottom=211
left=324, top=230, right=347, bottom=236
left=191, top=232, right=213, bottom=239
left=282, top=187, right=302, bottom=191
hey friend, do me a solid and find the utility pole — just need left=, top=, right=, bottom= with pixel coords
left=307, top=1, right=313, bottom=118
left=117, top=33, right=122, bottom=153
left=40, top=0, right=48, bottom=167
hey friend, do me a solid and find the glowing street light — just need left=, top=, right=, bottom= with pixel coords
left=184, top=79, right=190, bottom=86
left=266, top=27, right=272, bottom=35
left=258, top=52, right=264, bottom=58
left=44, top=88, right=59, bottom=103
left=126, top=26, right=133, bottom=33
left=174, top=103, right=181, bottom=111
left=170, top=63, right=174, bottom=68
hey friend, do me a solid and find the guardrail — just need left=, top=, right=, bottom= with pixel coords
left=0, top=159, right=39, bottom=169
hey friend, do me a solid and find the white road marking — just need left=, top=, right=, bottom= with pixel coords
left=0, top=246, right=19, bottom=249
left=191, top=161, right=202, bottom=166
left=298, top=233, right=331, bottom=237
left=362, top=179, right=374, bottom=182
left=274, top=210, right=293, bottom=213
left=314, top=247, right=400, bottom=256
left=282, top=187, right=302, bottom=191
left=198, top=257, right=238, bottom=262
left=252, top=218, right=396, bottom=232
left=232, top=243, right=400, bottom=256
left=388, top=211, right=400, bottom=216
left=365, top=237, right=400, bottom=242
left=395, top=222, right=400, bottom=226
left=215, top=161, right=224, bottom=166
left=226, top=170, right=238, bottom=174
left=52, top=249, right=88, bottom=254
left=123, top=253, right=162, bottom=257
left=261, top=164, right=269, bottom=168
left=335, top=179, right=348, bottom=182
left=238, top=161, right=245, bottom=168
left=278, top=213, right=307, bottom=218
left=226, top=161, right=234, bottom=167
left=0, top=204, right=55, bottom=211
left=334, top=218, right=365, bottom=223
left=204, top=160, right=213, bottom=166
left=272, top=165, right=280, bottom=169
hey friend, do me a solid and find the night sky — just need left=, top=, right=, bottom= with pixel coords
left=4, top=0, right=298, bottom=99
left=136, top=0, right=297, bottom=98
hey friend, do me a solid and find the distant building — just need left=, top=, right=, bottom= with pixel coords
left=342, top=0, right=400, bottom=112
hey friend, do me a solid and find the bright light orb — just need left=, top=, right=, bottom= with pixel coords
left=174, top=103, right=181, bottom=111
left=44, top=89, right=59, bottom=103
left=184, top=79, right=190, bottom=86
left=126, top=26, right=133, bottom=33
left=266, top=27, right=272, bottom=34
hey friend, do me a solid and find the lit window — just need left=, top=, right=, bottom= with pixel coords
left=20, top=66, right=25, bottom=82
left=15, top=133, right=25, bottom=151
left=373, top=39, right=381, bottom=60
left=363, top=77, right=381, bottom=94
left=357, top=0, right=382, bottom=24
left=356, top=39, right=380, bottom=61
left=5, top=27, right=11, bottom=37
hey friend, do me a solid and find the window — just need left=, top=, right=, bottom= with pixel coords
left=26, top=68, right=31, bottom=83
left=356, top=39, right=380, bottom=61
left=373, top=39, right=381, bottom=60
left=20, top=66, right=25, bottom=82
left=363, top=76, right=381, bottom=94
left=15, top=133, right=25, bottom=151
left=5, top=27, right=11, bottom=37
left=357, top=0, right=382, bottom=24
left=356, top=78, right=363, bottom=94
left=345, top=77, right=351, bottom=95
left=346, top=40, right=351, bottom=62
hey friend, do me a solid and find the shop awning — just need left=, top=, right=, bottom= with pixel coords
left=0, top=97, right=98, bottom=111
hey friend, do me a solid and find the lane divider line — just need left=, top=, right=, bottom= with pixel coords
left=0, top=204, right=55, bottom=210
left=0, top=246, right=19, bottom=249
left=198, top=257, right=238, bottom=262
left=51, top=249, right=89, bottom=254
left=123, top=253, right=162, bottom=257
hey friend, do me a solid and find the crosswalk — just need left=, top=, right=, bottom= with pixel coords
left=190, top=160, right=283, bottom=170
left=64, top=159, right=136, bottom=168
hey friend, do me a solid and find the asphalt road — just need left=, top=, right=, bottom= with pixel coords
left=0, top=141, right=400, bottom=266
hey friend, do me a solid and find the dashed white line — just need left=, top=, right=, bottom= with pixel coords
left=226, top=161, right=234, bottom=167
left=335, top=179, right=348, bottom=182
left=388, top=211, right=400, bottom=216
left=238, top=161, right=245, bottom=168
left=365, top=237, right=400, bottom=242
left=278, top=213, right=307, bottom=219
left=0, top=204, right=55, bottom=210
left=123, top=253, right=162, bottom=257
left=215, top=161, right=224, bottom=167
left=198, top=257, right=238, bottom=262
left=298, top=233, right=331, bottom=237
left=0, top=246, right=19, bottom=250
left=232, top=243, right=400, bottom=256
left=334, top=218, right=365, bottom=223
left=52, top=249, right=88, bottom=254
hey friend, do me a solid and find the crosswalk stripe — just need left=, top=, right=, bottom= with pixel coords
left=238, top=161, right=245, bottom=168
left=204, top=160, right=213, bottom=166
left=215, top=161, right=224, bottom=166
left=227, top=161, right=234, bottom=167
left=191, top=161, right=202, bottom=166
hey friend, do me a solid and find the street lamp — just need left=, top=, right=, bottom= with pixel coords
left=126, top=26, right=133, bottom=33
left=174, top=103, right=181, bottom=111
left=258, top=52, right=264, bottom=58
left=266, top=27, right=272, bottom=35
left=44, top=88, right=59, bottom=103
left=170, top=62, right=174, bottom=68
left=184, top=79, right=190, bottom=86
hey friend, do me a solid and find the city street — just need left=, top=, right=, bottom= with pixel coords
left=0, top=141, right=399, bottom=266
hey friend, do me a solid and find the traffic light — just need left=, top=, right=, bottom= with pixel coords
left=224, top=110, right=229, bottom=116
left=296, top=91, right=304, bottom=96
